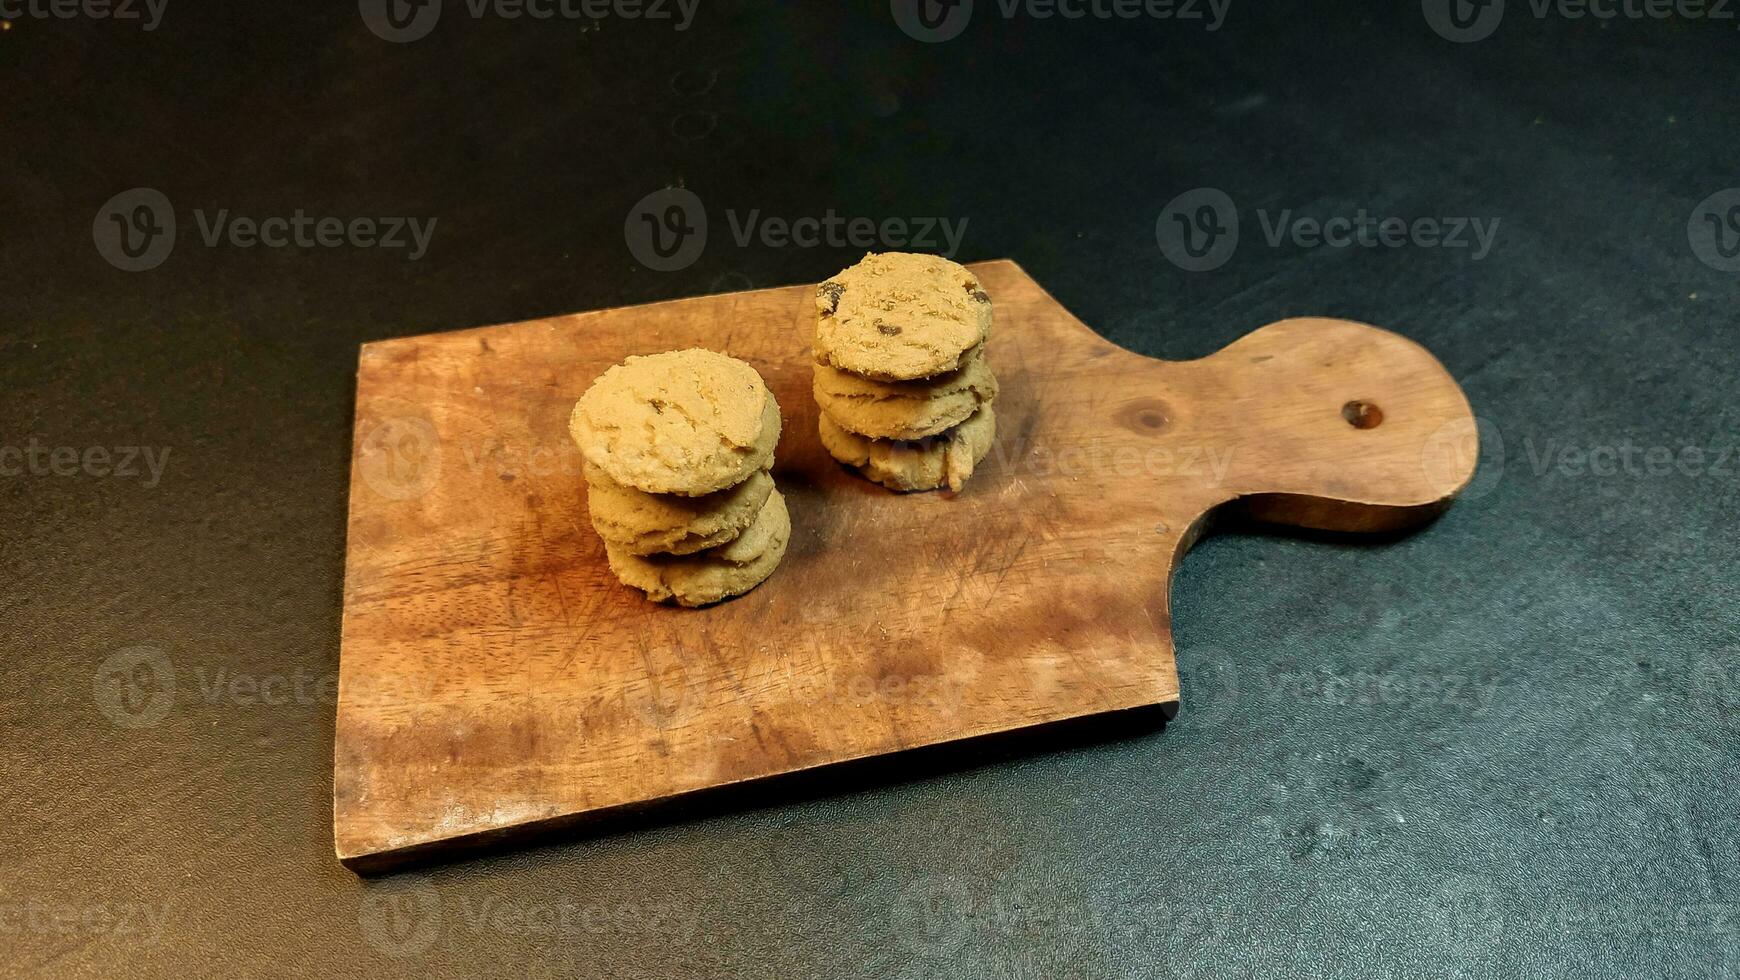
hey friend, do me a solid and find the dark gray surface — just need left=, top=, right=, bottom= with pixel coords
left=2, top=1, right=1736, bottom=977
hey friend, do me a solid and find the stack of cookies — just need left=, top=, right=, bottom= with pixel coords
left=569, top=349, right=790, bottom=607
left=812, top=253, right=999, bottom=492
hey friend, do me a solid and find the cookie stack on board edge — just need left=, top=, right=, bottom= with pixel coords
left=812, top=253, right=999, bottom=492
left=569, top=349, right=789, bottom=607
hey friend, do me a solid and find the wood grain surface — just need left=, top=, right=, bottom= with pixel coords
left=334, top=260, right=1478, bottom=872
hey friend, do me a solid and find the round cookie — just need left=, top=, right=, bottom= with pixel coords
left=570, top=349, right=781, bottom=496
left=814, top=253, right=993, bottom=381
left=818, top=403, right=997, bottom=493
left=586, top=463, right=774, bottom=557
left=813, top=343, right=998, bottom=440
left=605, top=489, right=791, bottom=607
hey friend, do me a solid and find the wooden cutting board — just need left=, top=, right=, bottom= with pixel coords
left=334, top=260, right=1477, bottom=872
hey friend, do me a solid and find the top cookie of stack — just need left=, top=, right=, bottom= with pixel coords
left=569, top=349, right=790, bottom=606
left=812, top=253, right=999, bottom=492
left=572, top=348, right=778, bottom=496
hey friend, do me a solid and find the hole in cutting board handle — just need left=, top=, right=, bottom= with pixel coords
left=1341, top=400, right=1384, bottom=429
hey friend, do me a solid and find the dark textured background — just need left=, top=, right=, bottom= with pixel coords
left=3, top=1, right=1736, bottom=977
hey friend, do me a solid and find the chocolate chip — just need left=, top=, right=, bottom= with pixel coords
left=970, top=290, right=990, bottom=304
left=817, top=281, right=845, bottom=316
left=876, top=321, right=902, bottom=336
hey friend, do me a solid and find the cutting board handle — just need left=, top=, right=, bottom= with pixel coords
left=1114, top=316, right=1480, bottom=536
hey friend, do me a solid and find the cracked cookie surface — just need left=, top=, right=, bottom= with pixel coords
left=605, top=488, right=791, bottom=606
left=813, top=343, right=998, bottom=440
left=813, top=253, right=992, bottom=381
left=569, top=349, right=780, bottom=495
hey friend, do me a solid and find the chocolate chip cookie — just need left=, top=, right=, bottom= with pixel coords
left=813, top=253, right=993, bottom=382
